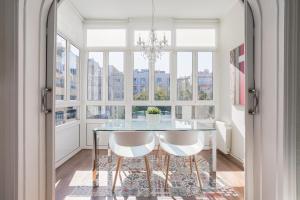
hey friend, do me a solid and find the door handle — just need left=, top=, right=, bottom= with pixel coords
left=41, top=88, right=52, bottom=114
left=248, top=88, right=259, bottom=115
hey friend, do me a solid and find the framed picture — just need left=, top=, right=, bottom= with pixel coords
left=230, top=44, right=245, bottom=106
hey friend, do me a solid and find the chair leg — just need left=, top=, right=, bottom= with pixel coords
left=193, top=155, right=202, bottom=189
left=189, top=156, right=193, bottom=174
left=144, top=156, right=152, bottom=191
left=112, top=157, right=122, bottom=193
left=156, top=144, right=160, bottom=166
left=164, top=154, right=170, bottom=191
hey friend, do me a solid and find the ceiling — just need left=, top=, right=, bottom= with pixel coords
left=68, top=0, right=239, bottom=20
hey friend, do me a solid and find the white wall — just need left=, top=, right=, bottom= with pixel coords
left=57, top=1, right=84, bottom=47
left=218, top=2, right=245, bottom=162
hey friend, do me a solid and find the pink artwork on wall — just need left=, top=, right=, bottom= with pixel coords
left=230, top=43, right=245, bottom=106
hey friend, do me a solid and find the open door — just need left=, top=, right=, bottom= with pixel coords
left=245, top=2, right=255, bottom=200
left=45, top=1, right=57, bottom=200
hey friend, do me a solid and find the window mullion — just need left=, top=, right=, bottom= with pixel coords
left=125, top=50, right=133, bottom=120
left=193, top=51, right=198, bottom=104
left=103, top=51, right=108, bottom=104
left=170, top=50, right=176, bottom=119
left=149, top=59, right=154, bottom=104
left=65, top=41, right=69, bottom=101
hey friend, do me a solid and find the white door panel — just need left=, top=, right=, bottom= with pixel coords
left=245, top=2, right=255, bottom=200
left=46, top=2, right=57, bottom=200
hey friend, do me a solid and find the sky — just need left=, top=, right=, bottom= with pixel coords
left=109, top=52, right=124, bottom=72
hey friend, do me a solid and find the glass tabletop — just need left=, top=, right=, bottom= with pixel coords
left=93, top=119, right=216, bottom=131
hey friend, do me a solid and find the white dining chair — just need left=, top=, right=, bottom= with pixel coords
left=109, top=131, right=155, bottom=193
left=159, top=131, right=204, bottom=191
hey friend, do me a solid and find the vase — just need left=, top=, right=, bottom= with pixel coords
left=146, top=113, right=161, bottom=123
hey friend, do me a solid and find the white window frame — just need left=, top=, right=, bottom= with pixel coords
left=83, top=19, right=218, bottom=122
left=55, top=32, right=81, bottom=127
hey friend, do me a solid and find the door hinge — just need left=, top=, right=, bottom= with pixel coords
left=248, top=88, right=259, bottom=115
left=41, top=88, right=52, bottom=114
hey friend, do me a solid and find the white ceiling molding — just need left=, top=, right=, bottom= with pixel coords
left=68, top=0, right=239, bottom=20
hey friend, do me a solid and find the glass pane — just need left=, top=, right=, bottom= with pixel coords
left=56, top=35, right=66, bottom=100
left=198, top=52, right=213, bottom=100
left=66, top=106, right=79, bottom=121
left=177, top=52, right=193, bottom=100
left=55, top=109, right=65, bottom=126
left=86, top=29, right=126, bottom=47
left=155, top=52, right=170, bottom=100
left=157, top=106, right=172, bottom=120
left=132, top=106, right=171, bottom=119
left=69, top=45, right=80, bottom=100
left=87, top=52, right=103, bottom=101
left=175, top=105, right=215, bottom=119
left=86, top=106, right=125, bottom=119
left=134, top=30, right=171, bottom=46
left=176, top=29, right=216, bottom=47
left=108, top=52, right=124, bottom=101
left=133, top=52, right=149, bottom=100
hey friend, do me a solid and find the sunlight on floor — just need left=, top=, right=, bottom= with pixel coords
left=69, top=170, right=108, bottom=187
left=114, top=196, right=137, bottom=200
left=217, top=171, right=244, bottom=187
left=64, top=196, right=91, bottom=200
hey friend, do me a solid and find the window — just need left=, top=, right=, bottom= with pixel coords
left=56, top=35, right=66, bottom=100
left=69, top=44, right=80, bottom=100
left=198, top=52, right=213, bottom=100
left=84, top=25, right=217, bottom=121
left=86, top=106, right=125, bottom=119
left=55, top=106, right=79, bottom=126
left=134, top=30, right=171, bottom=46
left=55, top=35, right=81, bottom=126
left=66, top=106, right=79, bottom=121
left=176, top=29, right=216, bottom=47
left=132, top=106, right=171, bottom=120
left=55, top=109, right=65, bottom=126
left=108, top=52, right=124, bottom=101
left=177, top=52, right=193, bottom=100
left=155, top=52, right=170, bottom=100
left=86, top=29, right=126, bottom=47
left=87, top=52, right=103, bottom=101
left=133, top=52, right=149, bottom=100
left=175, top=105, right=215, bottom=119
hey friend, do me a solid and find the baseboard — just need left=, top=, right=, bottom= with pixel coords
left=217, top=150, right=244, bottom=170
left=55, top=147, right=82, bottom=168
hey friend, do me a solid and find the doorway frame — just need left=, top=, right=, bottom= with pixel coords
left=11, top=0, right=297, bottom=199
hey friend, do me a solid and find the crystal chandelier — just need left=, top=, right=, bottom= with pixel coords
left=137, top=0, right=168, bottom=64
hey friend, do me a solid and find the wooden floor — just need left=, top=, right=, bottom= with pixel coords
left=56, top=150, right=244, bottom=200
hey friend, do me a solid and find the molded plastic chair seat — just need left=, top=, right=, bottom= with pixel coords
left=160, top=137, right=203, bottom=157
left=109, top=131, right=155, bottom=157
left=158, top=131, right=204, bottom=190
left=109, top=131, right=155, bottom=192
left=159, top=131, right=204, bottom=156
left=110, top=138, right=155, bottom=157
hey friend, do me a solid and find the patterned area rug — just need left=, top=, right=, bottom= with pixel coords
left=69, top=155, right=239, bottom=199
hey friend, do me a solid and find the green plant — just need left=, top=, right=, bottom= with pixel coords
left=146, top=107, right=161, bottom=115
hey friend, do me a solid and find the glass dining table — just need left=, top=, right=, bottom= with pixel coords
left=92, top=119, right=217, bottom=187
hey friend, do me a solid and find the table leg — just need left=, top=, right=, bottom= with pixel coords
left=108, top=143, right=112, bottom=163
left=212, top=130, right=217, bottom=172
left=93, top=130, right=99, bottom=187
left=209, top=130, right=217, bottom=188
